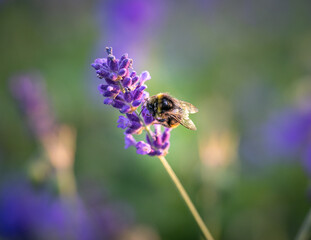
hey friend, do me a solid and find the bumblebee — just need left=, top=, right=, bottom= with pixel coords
left=145, top=93, right=198, bottom=130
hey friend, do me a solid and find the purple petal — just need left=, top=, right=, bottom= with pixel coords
left=103, top=98, right=113, bottom=105
left=143, top=113, right=154, bottom=125
left=130, top=71, right=137, bottom=78
left=96, top=69, right=109, bottom=78
left=154, top=124, right=161, bottom=134
left=147, top=149, right=157, bottom=156
left=118, top=68, right=127, bottom=77
left=161, top=142, right=170, bottom=150
left=130, top=121, right=142, bottom=130
left=109, top=72, right=117, bottom=81
left=123, top=77, right=132, bottom=88
left=153, top=136, right=162, bottom=148
left=124, top=92, right=133, bottom=103
left=125, top=128, right=136, bottom=134
left=132, top=100, right=142, bottom=107
left=112, top=100, right=125, bottom=109
left=133, top=85, right=147, bottom=101
left=107, top=55, right=118, bottom=72
left=142, top=91, right=149, bottom=100
left=98, top=84, right=109, bottom=94
left=103, top=89, right=119, bottom=97
left=92, top=58, right=107, bottom=70
left=120, top=105, right=131, bottom=113
left=136, top=141, right=152, bottom=155
left=162, top=128, right=171, bottom=143
left=155, top=149, right=164, bottom=156
left=120, top=58, right=130, bottom=69
left=115, top=94, right=125, bottom=101
left=105, top=78, right=117, bottom=85
left=117, top=116, right=131, bottom=129
left=125, top=134, right=136, bottom=149
left=120, top=53, right=129, bottom=62
left=140, top=71, right=151, bottom=83
left=132, top=76, right=139, bottom=85
left=126, top=113, right=140, bottom=122
left=107, top=86, right=114, bottom=92
left=103, top=91, right=115, bottom=97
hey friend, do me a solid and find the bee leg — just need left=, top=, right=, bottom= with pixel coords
left=156, top=118, right=166, bottom=122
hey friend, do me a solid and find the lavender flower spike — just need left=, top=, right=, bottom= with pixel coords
left=10, top=74, right=56, bottom=139
left=91, top=47, right=170, bottom=156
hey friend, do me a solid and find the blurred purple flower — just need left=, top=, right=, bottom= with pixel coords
left=10, top=74, right=57, bottom=139
left=94, top=0, right=167, bottom=64
left=0, top=177, right=132, bottom=240
left=91, top=48, right=171, bottom=156
left=264, top=108, right=311, bottom=175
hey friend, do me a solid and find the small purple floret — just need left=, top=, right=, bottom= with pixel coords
left=117, top=116, right=131, bottom=129
left=124, top=134, right=136, bottom=149
left=140, top=71, right=151, bottom=83
left=136, top=141, right=152, bottom=155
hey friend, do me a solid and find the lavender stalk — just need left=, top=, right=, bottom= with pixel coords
left=295, top=208, right=311, bottom=240
left=91, top=47, right=214, bottom=239
left=10, top=74, right=77, bottom=199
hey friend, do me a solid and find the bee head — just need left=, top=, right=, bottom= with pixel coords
left=146, top=103, right=155, bottom=116
left=144, top=97, right=157, bottom=117
left=138, top=97, right=153, bottom=117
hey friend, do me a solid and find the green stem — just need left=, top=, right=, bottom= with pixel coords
left=295, top=208, right=311, bottom=240
left=134, top=104, right=213, bottom=239
left=135, top=109, right=153, bottom=141
left=55, top=167, right=77, bottom=199
left=158, top=155, right=214, bottom=240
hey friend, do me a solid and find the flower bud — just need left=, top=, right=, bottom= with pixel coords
left=140, top=71, right=151, bottom=83
left=109, top=72, right=117, bottom=81
left=103, top=98, right=113, bottom=105
left=132, top=76, right=139, bottom=85
left=120, top=53, right=129, bottom=62
left=124, top=92, right=133, bottom=102
left=130, top=71, right=137, bottom=78
left=107, top=55, right=118, bottom=72
left=136, top=141, right=152, bottom=155
left=132, top=100, right=141, bottom=107
left=123, top=77, right=132, bottom=88
left=120, top=58, right=130, bottom=69
left=112, top=100, right=125, bottom=109
left=126, top=113, right=140, bottom=122
left=120, top=105, right=131, bottom=113
left=133, top=86, right=147, bottom=101
left=118, top=68, right=127, bottom=77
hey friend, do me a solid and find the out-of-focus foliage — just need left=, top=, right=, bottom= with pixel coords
left=0, top=0, right=311, bottom=239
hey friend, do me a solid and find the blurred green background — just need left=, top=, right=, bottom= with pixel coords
left=1, top=0, right=311, bottom=239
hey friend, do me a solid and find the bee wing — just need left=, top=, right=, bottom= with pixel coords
left=180, top=101, right=198, bottom=114
left=169, top=112, right=197, bottom=131
left=179, top=117, right=197, bottom=130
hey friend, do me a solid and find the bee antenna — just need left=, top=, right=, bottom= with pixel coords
left=139, top=105, right=145, bottom=116
left=138, top=97, right=148, bottom=116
